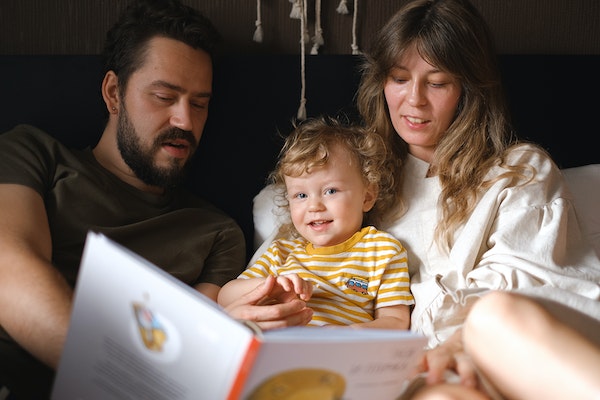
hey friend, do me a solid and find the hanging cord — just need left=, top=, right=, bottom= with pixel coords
left=253, top=0, right=263, bottom=43
left=351, top=0, right=360, bottom=54
left=337, top=0, right=360, bottom=54
left=297, top=0, right=307, bottom=120
left=311, top=0, right=324, bottom=55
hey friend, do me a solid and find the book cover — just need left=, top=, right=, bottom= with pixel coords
left=51, top=232, right=426, bottom=400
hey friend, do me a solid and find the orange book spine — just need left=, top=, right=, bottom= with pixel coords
left=227, top=335, right=262, bottom=400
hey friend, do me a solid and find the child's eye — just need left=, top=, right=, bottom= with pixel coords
left=325, top=188, right=337, bottom=195
left=295, top=193, right=307, bottom=200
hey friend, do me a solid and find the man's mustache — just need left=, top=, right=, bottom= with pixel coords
left=157, top=128, right=198, bottom=150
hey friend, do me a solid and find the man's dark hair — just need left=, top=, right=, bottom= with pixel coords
left=102, top=0, right=221, bottom=89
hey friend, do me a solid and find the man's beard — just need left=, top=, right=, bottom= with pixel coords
left=116, top=106, right=198, bottom=189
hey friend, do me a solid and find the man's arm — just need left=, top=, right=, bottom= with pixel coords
left=0, top=184, right=73, bottom=369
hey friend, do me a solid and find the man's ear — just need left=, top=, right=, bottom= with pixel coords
left=362, top=184, right=378, bottom=212
left=101, top=70, right=120, bottom=113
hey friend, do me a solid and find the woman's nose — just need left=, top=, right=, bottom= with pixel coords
left=407, top=82, right=426, bottom=107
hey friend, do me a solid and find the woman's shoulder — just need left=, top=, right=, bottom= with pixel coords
left=493, top=143, right=570, bottom=205
left=503, top=142, right=562, bottom=180
left=505, top=142, right=555, bottom=166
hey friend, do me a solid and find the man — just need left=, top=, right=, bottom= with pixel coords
left=0, top=1, right=312, bottom=398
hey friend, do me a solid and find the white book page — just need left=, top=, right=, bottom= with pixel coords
left=52, top=232, right=254, bottom=400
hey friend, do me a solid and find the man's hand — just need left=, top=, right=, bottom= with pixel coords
left=224, top=275, right=313, bottom=330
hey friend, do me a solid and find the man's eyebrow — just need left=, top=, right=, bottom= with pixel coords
left=149, top=80, right=211, bottom=98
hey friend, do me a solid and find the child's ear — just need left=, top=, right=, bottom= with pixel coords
left=362, top=184, right=378, bottom=212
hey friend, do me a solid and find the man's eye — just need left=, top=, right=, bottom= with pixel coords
left=191, top=102, right=208, bottom=110
left=156, top=95, right=173, bottom=102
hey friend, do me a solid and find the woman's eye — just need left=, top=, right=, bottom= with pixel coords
left=430, top=82, right=446, bottom=88
left=390, top=76, right=407, bottom=84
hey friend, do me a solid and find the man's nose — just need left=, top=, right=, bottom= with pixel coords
left=170, top=102, right=193, bottom=132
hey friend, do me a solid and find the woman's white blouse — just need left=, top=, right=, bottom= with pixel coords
left=382, top=146, right=600, bottom=347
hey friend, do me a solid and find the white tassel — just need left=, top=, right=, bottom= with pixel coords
left=297, top=0, right=307, bottom=120
left=336, top=0, right=349, bottom=15
left=253, top=21, right=263, bottom=43
left=297, top=97, right=307, bottom=120
left=313, top=28, right=324, bottom=46
left=290, top=0, right=302, bottom=19
left=310, top=37, right=321, bottom=55
left=253, top=0, right=263, bottom=43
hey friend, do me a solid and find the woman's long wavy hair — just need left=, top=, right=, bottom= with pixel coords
left=269, top=115, right=397, bottom=238
left=357, top=0, right=535, bottom=251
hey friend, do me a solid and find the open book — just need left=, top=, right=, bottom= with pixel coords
left=52, top=232, right=426, bottom=400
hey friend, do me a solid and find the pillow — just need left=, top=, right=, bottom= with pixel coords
left=253, top=164, right=600, bottom=259
left=252, top=184, right=282, bottom=250
left=562, top=164, right=600, bottom=259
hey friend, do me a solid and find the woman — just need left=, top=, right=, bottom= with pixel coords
left=356, top=0, right=600, bottom=397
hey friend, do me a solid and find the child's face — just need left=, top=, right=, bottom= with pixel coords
left=284, top=144, right=376, bottom=248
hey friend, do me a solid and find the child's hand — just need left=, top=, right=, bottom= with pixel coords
left=275, top=274, right=313, bottom=301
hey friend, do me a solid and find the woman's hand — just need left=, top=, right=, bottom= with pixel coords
left=416, top=329, right=479, bottom=388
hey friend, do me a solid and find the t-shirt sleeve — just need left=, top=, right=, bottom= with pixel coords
left=0, top=124, right=58, bottom=193
left=198, top=219, right=247, bottom=287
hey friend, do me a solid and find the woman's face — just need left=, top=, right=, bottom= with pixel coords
left=383, top=46, right=462, bottom=162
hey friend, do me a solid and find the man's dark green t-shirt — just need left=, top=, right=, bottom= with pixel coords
left=0, top=124, right=247, bottom=397
left=0, top=124, right=246, bottom=294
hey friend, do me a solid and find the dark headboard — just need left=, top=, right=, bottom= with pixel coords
left=1, top=54, right=599, bottom=258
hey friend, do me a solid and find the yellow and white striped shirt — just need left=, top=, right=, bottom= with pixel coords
left=241, top=226, right=414, bottom=326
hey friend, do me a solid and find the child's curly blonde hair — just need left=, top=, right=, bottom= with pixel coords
left=269, top=115, right=397, bottom=237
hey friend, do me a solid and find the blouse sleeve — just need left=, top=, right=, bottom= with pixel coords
left=417, top=146, right=600, bottom=347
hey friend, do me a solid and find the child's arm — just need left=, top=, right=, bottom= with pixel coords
left=217, top=274, right=313, bottom=308
left=350, top=304, right=411, bottom=330
left=217, top=277, right=268, bottom=307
